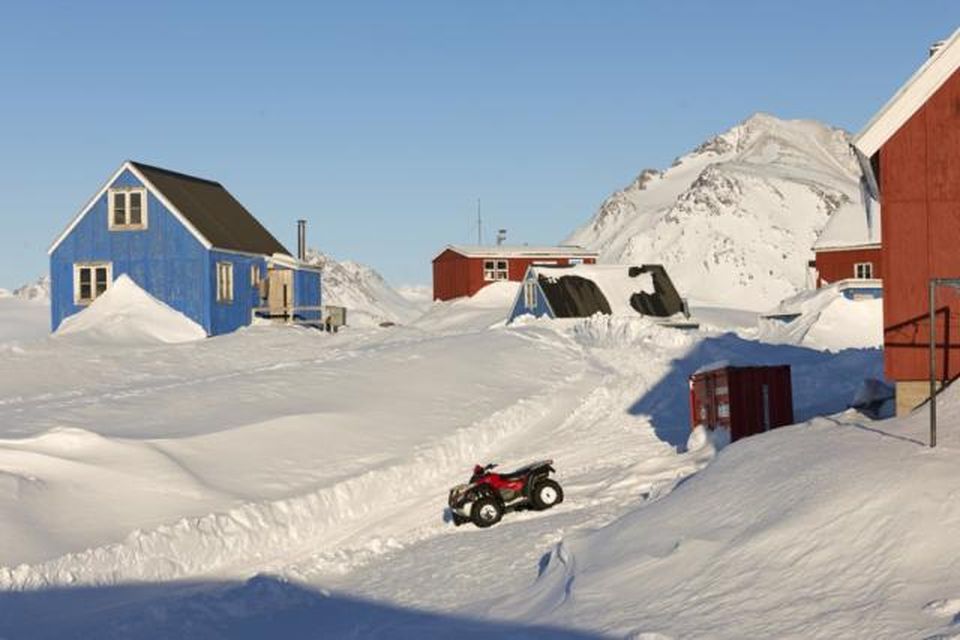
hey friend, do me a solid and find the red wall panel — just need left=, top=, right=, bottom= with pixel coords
left=432, top=252, right=597, bottom=301
left=814, top=247, right=882, bottom=286
left=881, top=68, right=960, bottom=381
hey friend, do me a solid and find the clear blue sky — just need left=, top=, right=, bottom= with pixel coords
left=0, top=1, right=957, bottom=289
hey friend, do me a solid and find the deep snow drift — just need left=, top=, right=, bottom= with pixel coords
left=567, top=113, right=861, bottom=310
left=758, top=283, right=883, bottom=351
left=54, top=275, right=206, bottom=344
left=0, top=282, right=889, bottom=638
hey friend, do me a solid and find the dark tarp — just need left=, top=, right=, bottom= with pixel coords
left=627, top=265, right=684, bottom=317
left=537, top=275, right=612, bottom=317
left=132, top=162, right=290, bottom=256
left=537, top=264, right=684, bottom=319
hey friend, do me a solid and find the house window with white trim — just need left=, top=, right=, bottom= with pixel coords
left=251, top=263, right=262, bottom=288
left=854, top=262, right=873, bottom=279
left=217, top=262, right=234, bottom=303
left=74, top=263, right=112, bottom=305
left=108, top=187, right=148, bottom=230
left=524, top=280, right=537, bottom=309
left=483, top=259, right=509, bottom=281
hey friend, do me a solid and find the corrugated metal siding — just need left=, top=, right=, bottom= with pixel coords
left=689, top=365, right=794, bottom=443
left=881, top=68, right=960, bottom=381
left=50, top=169, right=210, bottom=333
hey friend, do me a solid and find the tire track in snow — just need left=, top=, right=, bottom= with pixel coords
left=0, top=368, right=598, bottom=591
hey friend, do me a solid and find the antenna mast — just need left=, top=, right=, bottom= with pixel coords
left=476, top=198, right=482, bottom=245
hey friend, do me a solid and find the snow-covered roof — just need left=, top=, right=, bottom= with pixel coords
left=813, top=197, right=882, bottom=251
left=438, top=244, right=598, bottom=260
left=528, top=264, right=683, bottom=318
left=854, top=28, right=960, bottom=157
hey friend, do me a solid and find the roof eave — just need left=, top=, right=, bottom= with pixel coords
left=853, top=27, right=960, bottom=157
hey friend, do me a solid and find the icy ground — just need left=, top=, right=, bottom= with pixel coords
left=0, top=289, right=917, bottom=639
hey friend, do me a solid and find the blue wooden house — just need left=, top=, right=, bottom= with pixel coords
left=48, top=160, right=322, bottom=336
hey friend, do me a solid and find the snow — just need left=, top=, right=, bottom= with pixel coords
left=0, top=298, right=49, bottom=346
left=567, top=113, right=862, bottom=310
left=55, top=275, right=206, bottom=344
left=759, top=283, right=883, bottom=351
left=0, top=281, right=889, bottom=637
left=532, top=264, right=657, bottom=317
left=813, top=196, right=881, bottom=250
left=302, top=250, right=427, bottom=326
left=442, top=245, right=596, bottom=259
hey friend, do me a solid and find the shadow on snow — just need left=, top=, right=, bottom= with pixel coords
left=0, top=574, right=609, bottom=640
left=628, top=332, right=884, bottom=448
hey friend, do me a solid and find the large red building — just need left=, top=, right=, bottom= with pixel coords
left=853, top=30, right=960, bottom=414
left=432, top=245, right=598, bottom=301
left=812, top=198, right=882, bottom=288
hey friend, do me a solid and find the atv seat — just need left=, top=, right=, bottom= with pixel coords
left=498, top=460, right=551, bottom=481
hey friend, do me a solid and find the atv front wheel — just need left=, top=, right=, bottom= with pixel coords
left=531, top=479, right=563, bottom=510
left=471, top=497, right=503, bottom=528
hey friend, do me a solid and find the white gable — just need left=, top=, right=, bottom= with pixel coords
left=854, top=28, right=960, bottom=157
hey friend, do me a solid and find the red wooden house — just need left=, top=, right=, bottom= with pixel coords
left=432, top=245, right=598, bottom=301
left=812, top=197, right=882, bottom=288
left=853, top=29, right=960, bottom=414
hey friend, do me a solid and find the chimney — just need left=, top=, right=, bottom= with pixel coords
left=496, top=229, right=507, bottom=246
left=930, top=40, right=946, bottom=57
left=297, top=219, right=306, bottom=261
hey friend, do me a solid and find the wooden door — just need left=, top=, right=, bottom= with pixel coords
left=267, top=268, right=294, bottom=316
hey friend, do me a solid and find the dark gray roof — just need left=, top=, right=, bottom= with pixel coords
left=131, top=161, right=290, bottom=256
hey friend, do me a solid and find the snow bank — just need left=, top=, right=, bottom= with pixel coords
left=55, top=275, right=206, bottom=344
left=414, top=282, right=520, bottom=332
left=493, top=393, right=960, bottom=638
left=758, top=284, right=882, bottom=351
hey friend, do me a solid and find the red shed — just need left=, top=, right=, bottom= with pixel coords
left=853, top=30, right=960, bottom=414
left=812, top=199, right=882, bottom=288
left=432, top=245, right=598, bottom=301
left=689, top=364, right=794, bottom=443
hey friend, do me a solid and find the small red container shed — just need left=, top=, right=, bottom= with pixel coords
left=689, top=364, right=794, bottom=443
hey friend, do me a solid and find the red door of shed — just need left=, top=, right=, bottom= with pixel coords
left=689, top=365, right=793, bottom=443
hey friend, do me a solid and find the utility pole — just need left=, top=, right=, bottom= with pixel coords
left=477, top=198, right=482, bottom=245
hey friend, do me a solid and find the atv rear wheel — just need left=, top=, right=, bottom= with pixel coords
left=471, top=497, right=503, bottom=528
left=531, top=479, right=563, bottom=510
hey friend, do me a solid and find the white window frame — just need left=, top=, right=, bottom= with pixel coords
left=854, top=262, right=873, bottom=279
left=251, top=263, right=262, bottom=288
left=73, top=262, right=112, bottom=305
left=108, top=187, right=149, bottom=230
left=483, top=259, right=509, bottom=282
left=217, top=261, right=234, bottom=303
left=524, top=280, right=537, bottom=309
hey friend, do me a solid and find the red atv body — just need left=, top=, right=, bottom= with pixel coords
left=447, top=460, right=564, bottom=528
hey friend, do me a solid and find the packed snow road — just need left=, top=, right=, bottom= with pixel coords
left=0, top=296, right=882, bottom=638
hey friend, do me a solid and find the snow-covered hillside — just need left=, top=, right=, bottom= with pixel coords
left=12, top=275, right=50, bottom=301
left=567, top=113, right=861, bottom=310
left=303, top=250, right=428, bottom=326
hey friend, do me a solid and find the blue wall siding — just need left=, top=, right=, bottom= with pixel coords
left=508, top=275, right=554, bottom=323
left=294, top=269, right=322, bottom=321
left=208, top=251, right=267, bottom=335
left=50, top=170, right=210, bottom=332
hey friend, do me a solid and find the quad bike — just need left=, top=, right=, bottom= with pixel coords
left=447, top=460, right=564, bottom=528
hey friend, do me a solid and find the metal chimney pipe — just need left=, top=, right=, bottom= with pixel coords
left=297, top=219, right=306, bottom=261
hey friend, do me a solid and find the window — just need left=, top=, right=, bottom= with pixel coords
left=854, top=262, right=873, bottom=279
left=524, top=280, right=537, bottom=309
left=251, top=263, right=262, bottom=287
left=74, top=263, right=112, bottom=304
left=483, top=259, right=509, bottom=281
left=217, top=262, right=234, bottom=303
left=108, top=187, right=148, bottom=230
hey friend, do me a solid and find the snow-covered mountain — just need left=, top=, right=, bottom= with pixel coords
left=303, top=250, right=428, bottom=325
left=566, top=113, right=861, bottom=310
left=10, top=275, right=50, bottom=301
